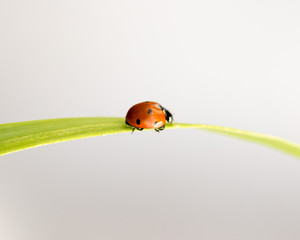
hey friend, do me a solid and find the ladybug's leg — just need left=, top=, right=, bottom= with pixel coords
left=131, top=127, right=143, bottom=133
left=155, top=125, right=165, bottom=133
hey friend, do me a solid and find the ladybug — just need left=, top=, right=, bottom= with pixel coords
left=125, top=101, right=173, bottom=132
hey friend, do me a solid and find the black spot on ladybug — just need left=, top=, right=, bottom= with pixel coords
left=145, top=101, right=149, bottom=103
left=154, top=121, right=157, bottom=125
left=136, top=119, right=140, bottom=125
left=148, top=109, right=152, bottom=114
left=157, top=104, right=163, bottom=110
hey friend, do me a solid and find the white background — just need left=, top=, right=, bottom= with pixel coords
left=0, top=1, right=300, bottom=239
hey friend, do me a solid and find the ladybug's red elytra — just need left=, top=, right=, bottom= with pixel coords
left=125, top=101, right=173, bottom=132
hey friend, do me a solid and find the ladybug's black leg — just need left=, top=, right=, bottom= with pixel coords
left=131, top=127, right=143, bottom=133
left=155, top=125, right=165, bottom=133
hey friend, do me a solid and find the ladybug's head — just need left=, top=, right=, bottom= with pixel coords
left=164, top=108, right=173, bottom=124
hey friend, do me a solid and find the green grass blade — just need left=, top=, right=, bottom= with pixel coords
left=169, top=123, right=300, bottom=159
left=0, top=117, right=299, bottom=159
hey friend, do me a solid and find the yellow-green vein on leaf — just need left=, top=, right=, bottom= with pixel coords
left=0, top=117, right=299, bottom=159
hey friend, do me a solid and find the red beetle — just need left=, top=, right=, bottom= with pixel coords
left=125, top=101, right=173, bottom=132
